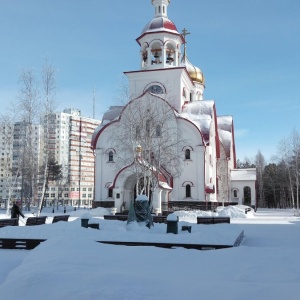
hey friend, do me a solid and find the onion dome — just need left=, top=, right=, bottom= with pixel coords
left=181, top=46, right=205, bottom=85
left=141, top=17, right=179, bottom=35
left=181, top=54, right=205, bottom=84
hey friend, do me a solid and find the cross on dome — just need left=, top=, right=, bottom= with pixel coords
left=181, top=28, right=190, bottom=44
left=180, top=28, right=205, bottom=85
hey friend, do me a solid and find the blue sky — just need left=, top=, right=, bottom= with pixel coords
left=0, top=0, right=300, bottom=161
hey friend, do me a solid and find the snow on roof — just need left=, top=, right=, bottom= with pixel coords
left=231, top=168, right=256, bottom=181
left=180, top=101, right=215, bottom=143
left=217, top=115, right=233, bottom=132
left=217, top=116, right=233, bottom=158
left=159, top=181, right=172, bottom=190
left=91, top=106, right=123, bottom=148
left=219, top=129, right=232, bottom=158
left=102, top=106, right=123, bottom=123
left=91, top=124, right=103, bottom=148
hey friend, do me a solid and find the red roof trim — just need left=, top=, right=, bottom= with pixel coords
left=205, top=185, right=215, bottom=194
left=91, top=120, right=118, bottom=149
left=136, top=30, right=183, bottom=46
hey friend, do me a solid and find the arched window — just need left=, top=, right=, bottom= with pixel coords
left=108, top=151, right=114, bottom=162
left=233, top=190, right=237, bottom=198
left=146, top=119, right=151, bottom=136
left=243, top=186, right=251, bottom=206
left=186, top=184, right=191, bottom=198
left=136, top=126, right=141, bottom=139
left=185, top=149, right=191, bottom=160
left=156, top=125, right=161, bottom=137
left=108, top=188, right=113, bottom=198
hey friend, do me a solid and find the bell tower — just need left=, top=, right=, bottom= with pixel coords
left=125, top=0, right=205, bottom=112
left=136, top=0, right=182, bottom=70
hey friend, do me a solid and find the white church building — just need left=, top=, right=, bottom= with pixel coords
left=91, top=0, right=256, bottom=213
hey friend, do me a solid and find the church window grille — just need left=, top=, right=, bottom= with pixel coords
left=186, top=184, right=191, bottom=198
left=136, top=126, right=141, bottom=139
left=185, top=149, right=191, bottom=160
left=146, top=119, right=151, bottom=136
left=156, top=125, right=161, bottom=137
left=108, top=151, right=114, bottom=162
left=148, top=85, right=163, bottom=94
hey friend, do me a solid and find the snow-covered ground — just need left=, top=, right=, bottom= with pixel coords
left=0, top=206, right=299, bottom=300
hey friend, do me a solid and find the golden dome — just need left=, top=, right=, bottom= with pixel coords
left=181, top=49, right=205, bottom=85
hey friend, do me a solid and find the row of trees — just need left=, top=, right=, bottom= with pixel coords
left=0, top=60, right=63, bottom=214
left=238, top=129, right=300, bottom=214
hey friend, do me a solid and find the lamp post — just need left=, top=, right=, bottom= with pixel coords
left=78, top=153, right=82, bottom=209
left=78, top=117, right=82, bottom=210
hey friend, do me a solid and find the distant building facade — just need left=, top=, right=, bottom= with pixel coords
left=0, top=109, right=101, bottom=208
left=0, top=122, right=43, bottom=206
left=41, top=108, right=101, bottom=207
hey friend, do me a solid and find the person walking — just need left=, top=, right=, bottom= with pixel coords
left=11, top=203, right=25, bottom=225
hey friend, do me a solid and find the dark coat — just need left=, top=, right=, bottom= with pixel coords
left=11, top=204, right=25, bottom=219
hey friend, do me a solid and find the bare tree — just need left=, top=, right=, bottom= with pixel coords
left=113, top=75, right=131, bottom=105
left=217, top=145, right=230, bottom=206
left=38, top=60, right=57, bottom=214
left=277, top=137, right=295, bottom=210
left=255, top=150, right=266, bottom=208
left=290, top=129, right=300, bottom=215
left=276, top=129, right=300, bottom=214
left=17, top=68, right=41, bottom=210
left=108, top=93, right=185, bottom=204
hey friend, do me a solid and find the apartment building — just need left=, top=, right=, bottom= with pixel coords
left=0, top=109, right=101, bottom=209
left=0, top=122, right=43, bottom=206
left=41, top=108, right=101, bottom=207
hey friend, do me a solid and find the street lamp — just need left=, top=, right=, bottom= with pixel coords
left=78, top=153, right=82, bottom=209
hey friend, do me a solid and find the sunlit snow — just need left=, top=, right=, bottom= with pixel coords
left=0, top=206, right=299, bottom=300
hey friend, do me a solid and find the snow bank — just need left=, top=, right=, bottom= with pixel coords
left=170, top=205, right=249, bottom=222
left=216, top=206, right=247, bottom=218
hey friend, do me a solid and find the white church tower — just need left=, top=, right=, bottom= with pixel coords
left=92, top=0, right=257, bottom=212
left=125, top=0, right=205, bottom=113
